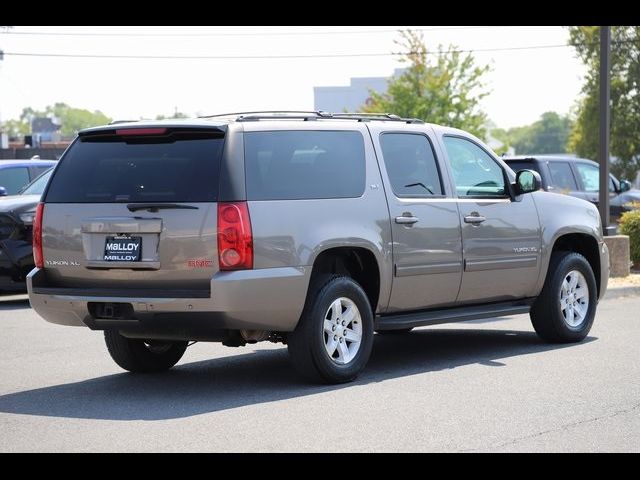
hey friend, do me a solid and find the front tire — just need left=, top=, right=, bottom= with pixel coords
left=530, top=251, right=597, bottom=343
left=288, top=275, right=374, bottom=384
left=104, top=330, right=188, bottom=373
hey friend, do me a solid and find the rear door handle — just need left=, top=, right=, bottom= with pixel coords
left=464, top=214, right=486, bottom=224
left=395, top=215, right=419, bottom=225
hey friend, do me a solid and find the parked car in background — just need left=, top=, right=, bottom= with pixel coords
left=0, top=159, right=57, bottom=196
left=504, top=155, right=640, bottom=219
left=28, top=113, right=608, bottom=384
left=0, top=168, right=53, bottom=292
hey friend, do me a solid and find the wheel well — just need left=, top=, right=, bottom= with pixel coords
left=310, top=247, right=380, bottom=312
left=552, top=233, right=601, bottom=296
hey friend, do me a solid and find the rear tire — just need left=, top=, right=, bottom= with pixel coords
left=530, top=251, right=597, bottom=343
left=288, top=275, right=374, bottom=384
left=104, top=330, right=188, bottom=373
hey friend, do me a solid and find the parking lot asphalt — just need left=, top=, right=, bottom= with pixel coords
left=1, top=294, right=638, bottom=452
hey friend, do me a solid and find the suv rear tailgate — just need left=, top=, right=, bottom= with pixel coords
left=41, top=203, right=216, bottom=292
left=39, top=126, right=224, bottom=294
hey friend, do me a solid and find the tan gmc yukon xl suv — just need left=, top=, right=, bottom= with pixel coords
left=28, top=112, right=609, bottom=384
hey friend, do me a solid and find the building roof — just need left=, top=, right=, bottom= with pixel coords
left=31, top=117, right=61, bottom=133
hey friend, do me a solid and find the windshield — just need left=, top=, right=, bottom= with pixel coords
left=21, top=168, right=53, bottom=196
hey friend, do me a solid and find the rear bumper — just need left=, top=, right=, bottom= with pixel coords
left=27, top=266, right=311, bottom=332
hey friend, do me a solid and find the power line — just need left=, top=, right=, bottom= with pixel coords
left=0, top=43, right=581, bottom=60
left=0, top=26, right=518, bottom=38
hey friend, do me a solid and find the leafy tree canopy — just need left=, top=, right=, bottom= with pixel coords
left=567, top=26, right=640, bottom=179
left=155, top=111, right=189, bottom=120
left=492, top=112, right=573, bottom=155
left=1, top=103, right=112, bottom=137
left=361, top=30, right=491, bottom=139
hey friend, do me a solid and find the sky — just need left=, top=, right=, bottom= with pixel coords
left=0, top=26, right=587, bottom=129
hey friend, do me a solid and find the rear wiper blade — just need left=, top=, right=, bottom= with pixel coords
left=127, top=203, right=199, bottom=212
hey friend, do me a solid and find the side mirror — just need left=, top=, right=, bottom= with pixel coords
left=0, top=187, right=7, bottom=197
left=620, top=180, right=632, bottom=193
left=514, top=170, right=541, bottom=195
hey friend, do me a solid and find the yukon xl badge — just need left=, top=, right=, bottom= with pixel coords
left=513, top=247, right=538, bottom=253
left=45, top=259, right=80, bottom=266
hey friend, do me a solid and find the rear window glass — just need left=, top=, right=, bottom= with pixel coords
left=548, top=162, right=578, bottom=190
left=380, top=133, right=443, bottom=197
left=506, top=160, right=540, bottom=175
left=45, top=133, right=224, bottom=203
left=30, top=166, right=52, bottom=180
left=245, top=131, right=366, bottom=200
left=0, top=167, right=30, bottom=195
left=22, top=168, right=52, bottom=196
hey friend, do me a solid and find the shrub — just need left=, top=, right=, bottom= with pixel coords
left=619, top=206, right=640, bottom=266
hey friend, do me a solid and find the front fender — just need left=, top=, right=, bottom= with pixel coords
left=532, top=191, right=605, bottom=296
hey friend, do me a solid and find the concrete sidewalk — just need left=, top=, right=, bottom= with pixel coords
left=604, top=273, right=640, bottom=299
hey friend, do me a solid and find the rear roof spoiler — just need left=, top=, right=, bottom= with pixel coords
left=78, top=124, right=227, bottom=138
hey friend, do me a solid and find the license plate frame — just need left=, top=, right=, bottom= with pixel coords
left=104, top=236, right=142, bottom=262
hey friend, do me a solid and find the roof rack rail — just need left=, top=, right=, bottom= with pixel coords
left=330, top=112, right=424, bottom=124
left=199, top=111, right=329, bottom=120
left=198, top=111, right=424, bottom=124
left=109, top=120, right=140, bottom=125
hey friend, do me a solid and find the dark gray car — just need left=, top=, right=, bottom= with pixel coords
left=27, top=112, right=609, bottom=384
left=504, top=155, right=640, bottom=220
left=0, top=168, right=53, bottom=291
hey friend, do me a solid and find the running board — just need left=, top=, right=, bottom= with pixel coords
left=375, top=299, right=534, bottom=331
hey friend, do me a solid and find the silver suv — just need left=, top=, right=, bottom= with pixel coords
left=27, top=112, right=609, bottom=384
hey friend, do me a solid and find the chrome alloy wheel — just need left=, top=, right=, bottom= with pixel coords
left=560, top=270, right=590, bottom=327
left=323, top=297, right=362, bottom=365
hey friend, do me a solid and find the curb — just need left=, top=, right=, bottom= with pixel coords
left=603, top=286, right=640, bottom=300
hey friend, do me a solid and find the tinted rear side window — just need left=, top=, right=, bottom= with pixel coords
left=245, top=131, right=366, bottom=200
left=506, top=160, right=540, bottom=175
left=548, top=162, right=578, bottom=190
left=380, top=133, right=443, bottom=197
left=31, top=165, right=54, bottom=179
left=45, top=133, right=224, bottom=203
left=0, top=167, right=30, bottom=194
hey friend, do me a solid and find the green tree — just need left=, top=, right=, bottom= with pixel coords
left=361, top=30, right=491, bottom=139
left=155, top=111, right=189, bottom=120
left=1, top=103, right=111, bottom=138
left=1, top=119, right=29, bottom=137
left=567, top=26, right=640, bottom=179
left=493, top=112, right=573, bottom=155
left=1, top=107, right=37, bottom=138
left=44, top=103, right=111, bottom=136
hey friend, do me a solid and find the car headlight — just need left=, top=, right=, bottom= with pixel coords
left=19, top=211, right=36, bottom=225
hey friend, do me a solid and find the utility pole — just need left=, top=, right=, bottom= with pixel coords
left=0, top=49, right=3, bottom=124
left=599, top=26, right=612, bottom=235
left=0, top=46, right=4, bottom=140
left=0, top=26, right=12, bottom=128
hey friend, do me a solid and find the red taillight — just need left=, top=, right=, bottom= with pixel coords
left=33, top=202, right=44, bottom=268
left=217, top=202, right=253, bottom=271
left=115, top=128, right=167, bottom=136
